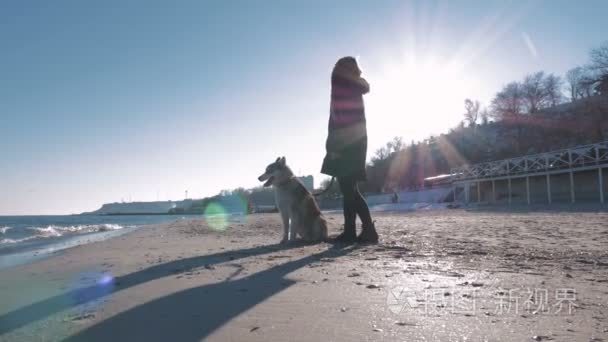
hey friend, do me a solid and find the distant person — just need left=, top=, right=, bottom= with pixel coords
left=321, top=57, right=378, bottom=243
left=392, top=191, right=399, bottom=204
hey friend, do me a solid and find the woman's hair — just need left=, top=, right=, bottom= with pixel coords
left=332, top=56, right=361, bottom=81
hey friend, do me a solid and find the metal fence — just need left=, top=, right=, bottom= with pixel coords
left=451, top=141, right=608, bottom=181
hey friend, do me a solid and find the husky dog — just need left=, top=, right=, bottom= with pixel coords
left=258, top=157, right=328, bottom=243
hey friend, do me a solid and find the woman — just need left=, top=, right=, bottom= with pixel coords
left=321, top=56, right=378, bottom=243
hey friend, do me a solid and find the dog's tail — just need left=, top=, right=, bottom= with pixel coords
left=312, top=177, right=335, bottom=197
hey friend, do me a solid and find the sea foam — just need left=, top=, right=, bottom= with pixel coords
left=0, top=224, right=124, bottom=245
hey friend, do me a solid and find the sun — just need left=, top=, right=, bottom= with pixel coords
left=365, top=58, right=478, bottom=146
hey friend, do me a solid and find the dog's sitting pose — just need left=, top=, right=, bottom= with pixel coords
left=258, top=157, right=328, bottom=243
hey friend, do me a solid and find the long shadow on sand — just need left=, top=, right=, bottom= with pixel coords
left=64, top=243, right=355, bottom=341
left=0, top=241, right=351, bottom=337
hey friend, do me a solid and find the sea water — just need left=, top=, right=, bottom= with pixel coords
left=0, top=214, right=201, bottom=269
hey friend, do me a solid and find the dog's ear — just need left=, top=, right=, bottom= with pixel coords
left=279, top=156, right=286, bottom=165
left=275, top=157, right=281, bottom=163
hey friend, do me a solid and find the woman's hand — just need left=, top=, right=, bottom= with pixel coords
left=355, top=77, right=370, bottom=94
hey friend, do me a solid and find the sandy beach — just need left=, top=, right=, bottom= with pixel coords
left=1, top=209, right=607, bottom=341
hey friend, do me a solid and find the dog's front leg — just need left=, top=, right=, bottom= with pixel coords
left=288, top=210, right=299, bottom=241
left=280, top=208, right=290, bottom=243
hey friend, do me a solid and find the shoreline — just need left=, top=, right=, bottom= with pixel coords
left=0, top=214, right=223, bottom=270
left=79, top=212, right=208, bottom=216
left=1, top=210, right=607, bottom=341
left=0, top=225, right=141, bottom=271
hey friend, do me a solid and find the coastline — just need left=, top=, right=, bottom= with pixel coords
left=1, top=210, right=607, bottom=341
left=0, top=214, right=211, bottom=271
left=0, top=226, right=140, bottom=270
left=79, top=212, right=209, bottom=216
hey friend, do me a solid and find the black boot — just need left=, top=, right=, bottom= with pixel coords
left=357, top=221, right=379, bottom=243
left=333, top=225, right=357, bottom=244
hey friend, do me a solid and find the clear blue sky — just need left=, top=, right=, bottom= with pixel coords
left=1, top=0, right=607, bottom=215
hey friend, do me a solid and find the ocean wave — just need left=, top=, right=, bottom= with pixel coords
left=0, top=236, right=38, bottom=244
left=27, top=224, right=124, bottom=235
left=28, top=226, right=63, bottom=237
left=0, top=226, right=11, bottom=235
left=0, top=224, right=125, bottom=245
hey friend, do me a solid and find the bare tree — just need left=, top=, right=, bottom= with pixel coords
left=565, top=66, right=595, bottom=100
left=464, top=98, right=480, bottom=126
left=565, top=43, right=608, bottom=99
left=491, top=82, right=524, bottom=120
left=578, top=69, right=599, bottom=98
left=596, top=74, right=608, bottom=95
left=480, top=108, right=490, bottom=125
left=543, top=73, right=564, bottom=107
left=491, top=82, right=528, bottom=154
left=370, top=136, right=405, bottom=169
left=390, top=136, right=404, bottom=152
left=589, top=42, right=608, bottom=74
left=589, top=42, right=608, bottom=96
left=566, top=66, right=585, bottom=101
left=371, top=146, right=390, bottom=165
left=522, top=71, right=549, bottom=113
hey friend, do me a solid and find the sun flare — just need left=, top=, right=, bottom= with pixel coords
left=366, top=58, right=479, bottom=146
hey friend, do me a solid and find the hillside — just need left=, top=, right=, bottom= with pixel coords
left=359, top=95, right=608, bottom=193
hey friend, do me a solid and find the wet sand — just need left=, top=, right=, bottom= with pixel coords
left=1, top=210, right=607, bottom=341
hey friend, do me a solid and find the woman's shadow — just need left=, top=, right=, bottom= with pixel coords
left=0, top=241, right=356, bottom=341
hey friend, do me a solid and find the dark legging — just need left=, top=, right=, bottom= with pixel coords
left=338, top=176, right=373, bottom=231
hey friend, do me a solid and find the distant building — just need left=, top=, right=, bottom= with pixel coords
left=298, top=175, right=314, bottom=192
left=89, top=199, right=193, bottom=215
left=247, top=175, right=314, bottom=213
left=89, top=175, right=315, bottom=215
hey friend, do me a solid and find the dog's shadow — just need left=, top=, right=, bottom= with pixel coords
left=0, top=241, right=355, bottom=341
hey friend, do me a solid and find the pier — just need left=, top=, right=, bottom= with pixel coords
left=451, top=141, right=608, bottom=204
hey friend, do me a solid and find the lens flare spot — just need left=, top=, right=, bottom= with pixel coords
left=98, top=274, right=114, bottom=286
left=204, top=202, right=228, bottom=231
left=68, top=271, right=115, bottom=309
